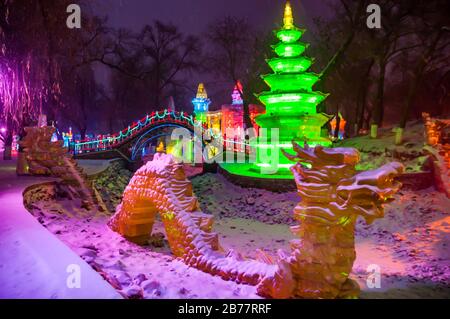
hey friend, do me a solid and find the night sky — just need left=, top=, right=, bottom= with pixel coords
left=91, top=0, right=333, bottom=110
left=94, top=0, right=331, bottom=34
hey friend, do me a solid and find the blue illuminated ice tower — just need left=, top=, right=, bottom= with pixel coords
left=192, top=83, right=211, bottom=124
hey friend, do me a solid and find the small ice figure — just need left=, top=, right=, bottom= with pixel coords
left=51, top=132, right=58, bottom=142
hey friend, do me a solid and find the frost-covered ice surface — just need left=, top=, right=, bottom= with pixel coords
left=26, top=174, right=450, bottom=298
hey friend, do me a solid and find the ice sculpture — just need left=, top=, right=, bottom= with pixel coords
left=422, top=112, right=449, bottom=197
left=110, top=144, right=404, bottom=298
left=18, top=126, right=103, bottom=210
left=18, top=126, right=70, bottom=176
left=277, top=142, right=404, bottom=298
left=108, top=151, right=294, bottom=298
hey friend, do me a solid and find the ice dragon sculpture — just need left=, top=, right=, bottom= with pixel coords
left=18, top=126, right=71, bottom=177
left=275, top=142, right=404, bottom=298
left=108, top=152, right=294, bottom=298
left=109, top=145, right=404, bottom=298
left=18, top=126, right=104, bottom=211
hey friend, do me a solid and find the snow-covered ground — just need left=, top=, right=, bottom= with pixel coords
left=24, top=170, right=450, bottom=298
left=0, top=156, right=121, bottom=299
left=77, top=159, right=115, bottom=176
left=4, top=120, right=449, bottom=299
left=336, top=121, right=430, bottom=172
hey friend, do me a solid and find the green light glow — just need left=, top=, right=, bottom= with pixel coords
left=256, top=143, right=294, bottom=149
left=195, top=112, right=207, bottom=124
left=267, top=57, right=313, bottom=73
left=262, top=73, right=319, bottom=91
left=272, top=42, right=307, bottom=57
left=276, top=29, right=303, bottom=43
left=256, top=163, right=293, bottom=169
left=219, top=162, right=294, bottom=180
left=250, top=2, right=332, bottom=175
left=258, top=92, right=327, bottom=115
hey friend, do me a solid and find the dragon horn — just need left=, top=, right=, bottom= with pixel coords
left=292, top=140, right=303, bottom=154
left=281, top=147, right=298, bottom=162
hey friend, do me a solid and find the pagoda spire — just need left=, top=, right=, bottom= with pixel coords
left=283, top=1, right=294, bottom=30
left=196, top=83, right=208, bottom=99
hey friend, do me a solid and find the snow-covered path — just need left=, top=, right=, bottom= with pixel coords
left=0, top=157, right=121, bottom=299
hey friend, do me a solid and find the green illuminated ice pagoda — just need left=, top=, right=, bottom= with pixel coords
left=253, top=0, right=332, bottom=173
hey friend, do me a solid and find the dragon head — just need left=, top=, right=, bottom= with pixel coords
left=336, top=161, right=404, bottom=224
left=283, top=142, right=404, bottom=225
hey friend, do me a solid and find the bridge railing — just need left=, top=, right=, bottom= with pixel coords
left=71, top=109, right=214, bottom=154
left=70, top=109, right=255, bottom=157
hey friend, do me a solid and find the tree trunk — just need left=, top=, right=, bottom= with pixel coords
left=399, top=30, right=443, bottom=131
left=396, top=30, right=443, bottom=145
left=372, top=58, right=386, bottom=127
left=38, top=0, right=61, bottom=137
left=356, top=59, right=374, bottom=135
left=320, top=30, right=356, bottom=82
left=16, top=151, right=28, bottom=175
left=399, top=78, right=421, bottom=130
left=354, top=95, right=363, bottom=135
left=317, top=1, right=365, bottom=110
left=237, top=83, right=253, bottom=135
left=242, top=100, right=253, bottom=131
left=357, top=98, right=366, bottom=134
left=371, top=57, right=387, bottom=138
left=16, top=122, right=30, bottom=174
left=80, top=128, right=87, bottom=141
left=317, top=32, right=356, bottom=113
left=3, top=132, right=13, bottom=160
left=108, top=113, right=114, bottom=134
left=154, top=64, right=161, bottom=108
left=364, top=108, right=372, bottom=131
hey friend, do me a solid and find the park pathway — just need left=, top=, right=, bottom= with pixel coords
left=0, top=156, right=121, bottom=298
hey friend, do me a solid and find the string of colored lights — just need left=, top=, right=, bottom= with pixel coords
left=71, top=109, right=247, bottom=154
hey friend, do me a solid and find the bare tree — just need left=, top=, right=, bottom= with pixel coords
left=0, top=0, right=106, bottom=160
left=139, top=21, right=201, bottom=109
left=318, top=0, right=367, bottom=82
left=0, top=1, right=48, bottom=159
left=396, top=1, right=450, bottom=143
left=314, top=0, right=449, bottom=140
left=205, top=16, right=272, bottom=130
left=80, top=21, right=201, bottom=114
left=61, top=65, right=99, bottom=140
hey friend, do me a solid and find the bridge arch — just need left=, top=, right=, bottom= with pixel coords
left=130, top=123, right=200, bottom=162
left=71, top=110, right=221, bottom=162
